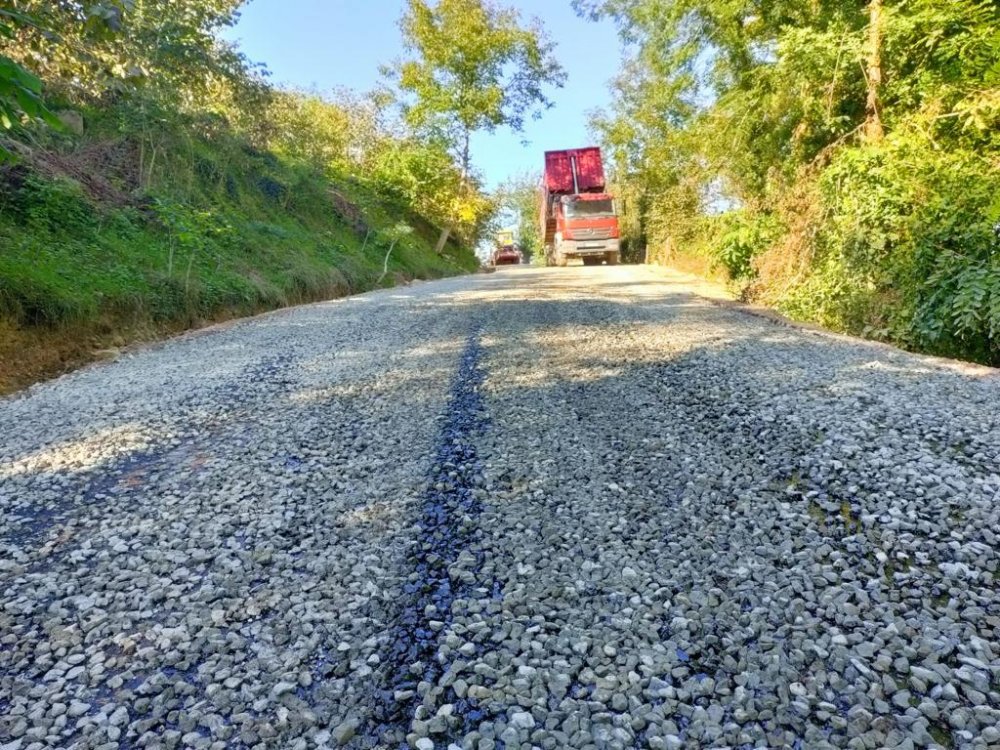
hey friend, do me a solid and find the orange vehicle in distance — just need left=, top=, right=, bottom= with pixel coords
left=491, top=230, right=522, bottom=266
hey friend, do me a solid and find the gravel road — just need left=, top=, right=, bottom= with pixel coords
left=2, top=266, right=998, bottom=750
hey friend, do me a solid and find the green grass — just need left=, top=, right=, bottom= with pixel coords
left=0, top=117, right=477, bottom=333
left=928, top=724, right=955, bottom=749
left=840, top=500, right=861, bottom=534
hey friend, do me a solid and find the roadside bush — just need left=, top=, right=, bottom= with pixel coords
left=779, top=132, right=1000, bottom=362
left=10, top=175, right=96, bottom=233
left=711, top=210, right=783, bottom=282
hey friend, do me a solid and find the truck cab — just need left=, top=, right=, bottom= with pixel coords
left=551, top=193, right=620, bottom=266
left=540, top=147, right=621, bottom=267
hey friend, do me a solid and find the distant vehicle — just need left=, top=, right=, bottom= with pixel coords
left=491, top=230, right=523, bottom=266
left=540, top=147, right=620, bottom=266
left=491, top=244, right=522, bottom=266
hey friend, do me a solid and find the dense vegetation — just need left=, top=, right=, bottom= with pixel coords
left=0, top=0, right=560, bottom=390
left=580, top=0, right=1000, bottom=364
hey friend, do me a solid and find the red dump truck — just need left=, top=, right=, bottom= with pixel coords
left=540, top=147, right=620, bottom=266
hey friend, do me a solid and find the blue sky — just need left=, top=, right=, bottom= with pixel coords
left=226, top=1, right=621, bottom=190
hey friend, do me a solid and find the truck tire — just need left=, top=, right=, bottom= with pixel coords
left=606, top=252, right=619, bottom=266
left=583, top=256, right=601, bottom=266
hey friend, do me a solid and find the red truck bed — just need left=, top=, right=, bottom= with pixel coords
left=543, top=147, right=605, bottom=194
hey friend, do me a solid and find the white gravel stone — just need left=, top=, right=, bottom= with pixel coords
left=2, top=267, right=998, bottom=750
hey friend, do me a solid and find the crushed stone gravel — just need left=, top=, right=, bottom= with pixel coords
left=2, top=266, right=998, bottom=750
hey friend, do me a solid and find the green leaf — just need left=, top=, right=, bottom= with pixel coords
left=987, top=195, right=1000, bottom=223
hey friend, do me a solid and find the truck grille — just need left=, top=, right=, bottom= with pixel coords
left=572, top=228, right=613, bottom=240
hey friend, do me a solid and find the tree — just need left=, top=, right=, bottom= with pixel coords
left=365, top=135, right=495, bottom=244
left=388, top=0, right=565, bottom=251
left=376, top=222, right=415, bottom=285
left=5, top=0, right=247, bottom=109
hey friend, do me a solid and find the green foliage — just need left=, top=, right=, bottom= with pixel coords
left=713, top=211, right=782, bottom=282
left=5, top=174, right=94, bottom=232
left=0, top=0, right=489, bottom=350
left=260, top=89, right=358, bottom=172
left=0, top=9, right=62, bottom=160
left=581, top=0, right=1000, bottom=364
left=803, top=133, right=1000, bottom=359
left=393, top=0, right=564, bottom=140
left=377, top=0, right=563, bottom=246
left=5, top=0, right=247, bottom=108
left=364, top=135, right=493, bottom=240
left=0, top=0, right=504, bottom=247
left=0, top=126, right=477, bottom=330
left=390, top=0, right=565, bottom=198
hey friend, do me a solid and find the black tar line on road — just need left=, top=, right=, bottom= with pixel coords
left=362, top=326, right=505, bottom=749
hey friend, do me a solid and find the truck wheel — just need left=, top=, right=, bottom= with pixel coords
left=582, top=257, right=601, bottom=266
left=606, top=252, right=619, bottom=266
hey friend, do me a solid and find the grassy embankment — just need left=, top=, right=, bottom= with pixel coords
left=0, top=108, right=478, bottom=393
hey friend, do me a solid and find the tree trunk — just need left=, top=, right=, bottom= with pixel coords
left=433, top=227, right=452, bottom=255
left=376, top=240, right=398, bottom=286
left=864, top=0, right=885, bottom=142
left=434, top=130, right=470, bottom=256
left=460, top=130, right=471, bottom=185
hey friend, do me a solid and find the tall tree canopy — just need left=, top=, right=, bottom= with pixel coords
left=7, top=0, right=248, bottom=107
left=391, top=0, right=565, bottom=177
